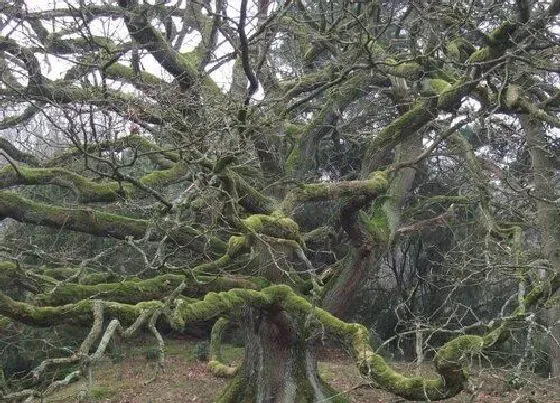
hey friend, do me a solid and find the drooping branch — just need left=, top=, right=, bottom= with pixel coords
left=208, top=317, right=238, bottom=377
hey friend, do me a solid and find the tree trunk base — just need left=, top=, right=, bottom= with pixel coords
left=216, top=307, right=345, bottom=403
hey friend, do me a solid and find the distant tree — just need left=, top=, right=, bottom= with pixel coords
left=1, top=0, right=560, bottom=401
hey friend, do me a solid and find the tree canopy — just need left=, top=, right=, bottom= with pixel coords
left=1, top=0, right=560, bottom=401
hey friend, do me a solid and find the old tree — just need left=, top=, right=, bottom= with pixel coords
left=1, top=0, right=560, bottom=401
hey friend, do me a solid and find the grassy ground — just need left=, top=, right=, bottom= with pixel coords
left=44, top=338, right=560, bottom=403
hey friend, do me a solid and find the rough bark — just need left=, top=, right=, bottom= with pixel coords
left=217, top=308, right=342, bottom=403
left=522, top=115, right=560, bottom=376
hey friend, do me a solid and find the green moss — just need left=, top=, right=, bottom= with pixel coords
left=0, top=190, right=158, bottom=241
left=229, top=170, right=276, bottom=214
left=363, top=100, right=436, bottom=173
left=284, top=123, right=304, bottom=137
left=105, top=63, right=163, bottom=85
left=78, top=272, right=120, bottom=285
left=0, top=315, right=12, bottom=331
left=285, top=139, right=303, bottom=175
left=208, top=360, right=237, bottom=378
left=35, top=274, right=185, bottom=306
left=437, top=78, right=470, bottom=110
left=208, top=317, right=238, bottom=378
left=0, top=165, right=127, bottom=203
left=468, top=47, right=491, bottom=63
left=139, top=162, right=188, bottom=186
left=0, top=260, right=17, bottom=276
left=0, top=290, right=162, bottom=327
left=123, top=135, right=180, bottom=162
left=283, top=172, right=388, bottom=214
left=446, top=41, right=461, bottom=61
left=368, top=171, right=389, bottom=191
left=34, top=273, right=260, bottom=306
left=280, top=66, right=335, bottom=96
left=391, top=62, right=422, bottom=79
left=242, top=213, right=300, bottom=241
left=171, top=287, right=270, bottom=330
left=227, top=236, right=249, bottom=258
left=445, top=38, right=475, bottom=62
left=38, top=267, right=78, bottom=279
left=3, top=281, right=517, bottom=400
left=191, top=255, right=232, bottom=274
left=215, top=371, right=246, bottom=402
left=359, top=208, right=389, bottom=242
left=423, top=78, right=452, bottom=95
left=488, top=22, right=516, bottom=44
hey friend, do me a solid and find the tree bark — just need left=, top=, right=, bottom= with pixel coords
left=217, top=307, right=342, bottom=403
left=521, top=115, right=560, bottom=376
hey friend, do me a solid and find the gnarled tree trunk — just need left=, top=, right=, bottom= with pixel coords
left=217, top=307, right=342, bottom=403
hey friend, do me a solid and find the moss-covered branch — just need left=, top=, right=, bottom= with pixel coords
left=172, top=282, right=560, bottom=401
left=282, top=171, right=389, bottom=214
left=225, top=169, right=276, bottom=214
left=361, top=100, right=438, bottom=175
left=0, top=36, right=43, bottom=87
left=0, top=83, right=165, bottom=125
left=117, top=0, right=199, bottom=90
left=0, top=103, right=45, bottom=136
left=242, top=212, right=300, bottom=241
left=285, top=72, right=376, bottom=178
left=0, top=158, right=189, bottom=203
left=359, top=18, right=540, bottom=177
left=3, top=273, right=558, bottom=400
left=0, top=260, right=43, bottom=294
left=0, top=290, right=162, bottom=327
left=506, top=84, right=560, bottom=128
left=0, top=191, right=226, bottom=254
left=208, top=317, right=238, bottom=377
left=34, top=273, right=263, bottom=306
left=0, top=165, right=128, bottom=202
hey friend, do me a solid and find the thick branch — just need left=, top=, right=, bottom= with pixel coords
left=34, top=274, right=262, bottom=306
left=0, top=165, right=126, bottom=203
left=0, top=191, right=226, bottom=253
left=0, top=103, right=45, bottom=134
left=0, top=137, right=40, bottom=166
left=117, top=0, right=199, bottom=90
left=282, top=171, right=388, bottom=215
